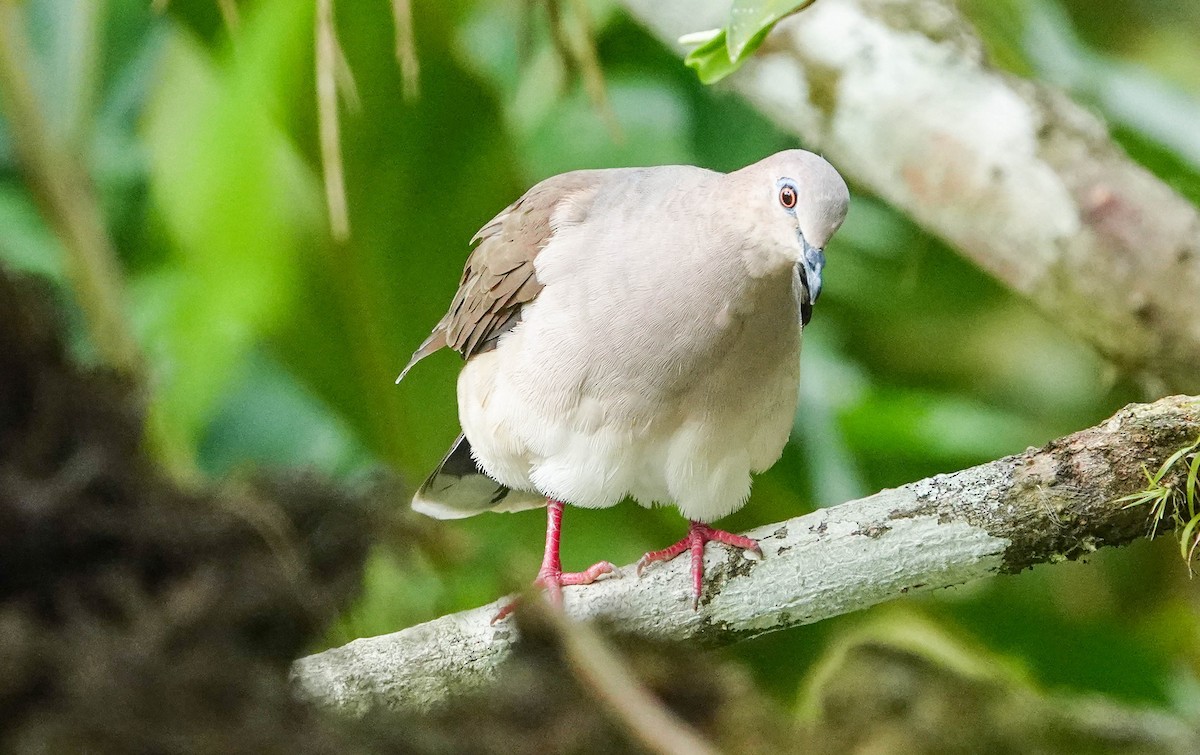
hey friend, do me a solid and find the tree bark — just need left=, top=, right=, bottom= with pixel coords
left=291, top=395, right=1200, bottom=714
left=621, top=0, right=1200, bottom=394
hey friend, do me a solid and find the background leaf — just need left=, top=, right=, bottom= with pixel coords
left=683, top=0, right=817, bottom=84
left=727, top=0, right=817, bottom=59
left=139, top=0, right=319, bottom=467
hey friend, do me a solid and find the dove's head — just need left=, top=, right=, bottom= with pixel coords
left=731, top=149, right=849, bottom=300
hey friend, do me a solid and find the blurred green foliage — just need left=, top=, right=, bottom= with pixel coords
left=2, top=0, right=1199, bottom=726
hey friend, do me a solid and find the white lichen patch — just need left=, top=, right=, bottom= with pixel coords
left=710, top=515, right=1008, bottom=634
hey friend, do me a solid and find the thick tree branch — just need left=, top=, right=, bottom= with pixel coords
left=622, top=0, right=1200, bottom=394
left=292, top=395, right=1200, bottom=714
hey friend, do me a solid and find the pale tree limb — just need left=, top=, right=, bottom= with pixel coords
left=622, top=0, right=1200, bottom=395
left=292, top=395, right=1200, bottom=714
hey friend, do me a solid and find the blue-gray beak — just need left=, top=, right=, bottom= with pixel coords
left=801, top=236, right=826, bottom=303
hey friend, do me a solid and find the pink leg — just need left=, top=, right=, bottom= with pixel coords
left=492, top=499, right=614, bottom=623
left=637, top=521, right=762, bottom=610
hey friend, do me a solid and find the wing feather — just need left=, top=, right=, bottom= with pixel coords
left=397, top=171, right=603, bottom=381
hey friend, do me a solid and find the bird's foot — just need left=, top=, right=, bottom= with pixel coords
left=637, top=521, right=762, bottom=610
left=491, top=560, right=615, bottom=623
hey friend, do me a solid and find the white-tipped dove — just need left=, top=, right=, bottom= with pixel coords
left=400, top=150, right=850, bottom=614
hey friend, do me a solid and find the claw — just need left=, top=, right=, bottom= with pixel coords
left=491, top=561, right=615, bottom=623
left=638, top=520, right=762, bottom=609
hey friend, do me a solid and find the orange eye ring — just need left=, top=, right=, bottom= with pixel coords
left=779, top=185, right=797, bottom=209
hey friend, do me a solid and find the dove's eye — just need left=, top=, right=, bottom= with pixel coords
left=778, top=183, right=797, bottom=210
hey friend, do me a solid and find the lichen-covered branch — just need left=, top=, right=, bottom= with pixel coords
left=291, top=395, right=1200, bottom=714
left=622, top=0, right=1200, bottom=394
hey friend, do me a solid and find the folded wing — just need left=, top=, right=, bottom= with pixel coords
left=401, top=171, right=606, bottom=516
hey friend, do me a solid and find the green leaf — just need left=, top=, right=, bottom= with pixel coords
left=1151, top=438, right=1200, bottom=484
left=727, top=0, right=817, bottom=59
left=683, top=29, right=740, bottom=85
left=955, top=0, right=1035, bottom=78
left=840, top=388, right=1047, bottom=465
left=682, top=0, right=817, bottom=84
left=1178, top=513, right=1199, bottom=563
left=522, top=78, right=695, bottom=176
left=1187, top=449, right=1199, bottom=517
left=1116, top=490, right=1158, bottom=507
left=198, top=350, right=371, bottom=477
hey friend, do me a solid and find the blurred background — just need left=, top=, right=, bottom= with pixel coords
left=2, top=0, right=1199, bottom=735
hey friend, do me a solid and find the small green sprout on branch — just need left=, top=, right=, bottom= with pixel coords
left=1118, top=436, right=1200, bottom=570
left=680, top=0, right=818, bottom=84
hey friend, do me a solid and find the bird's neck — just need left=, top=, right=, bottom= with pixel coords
left=739, top=242, right=796, bottom=280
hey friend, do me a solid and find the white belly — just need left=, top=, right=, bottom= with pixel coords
left=457, top=272, right=802, bottom=523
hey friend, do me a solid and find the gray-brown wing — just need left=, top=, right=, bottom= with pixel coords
left=396, top=171, right=604, bottom=381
